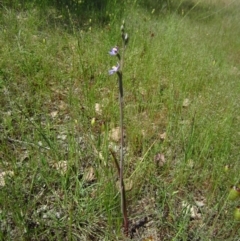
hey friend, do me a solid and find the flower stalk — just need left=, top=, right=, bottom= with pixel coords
left=108, top=21, right=129, bottom=236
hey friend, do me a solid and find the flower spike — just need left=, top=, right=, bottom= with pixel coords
left=107, top=21, right=129, bottom=236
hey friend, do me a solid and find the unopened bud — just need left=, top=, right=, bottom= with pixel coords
left=124, top=33, right=129, bottom=45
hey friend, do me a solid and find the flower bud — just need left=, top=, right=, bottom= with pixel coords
left=120, top=25, right=124, bottom=32
left=124, top=33, right=129, bottom=45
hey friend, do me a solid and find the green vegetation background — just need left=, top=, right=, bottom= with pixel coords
left=0, top=0, right=240, bottom=240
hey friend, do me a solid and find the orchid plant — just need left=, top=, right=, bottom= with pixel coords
left=108, top=21, right=129, bottom=236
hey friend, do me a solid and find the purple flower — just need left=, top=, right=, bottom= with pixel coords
left=109, top=46, right=119, bottom=56
left=108, top=63, right=120, bottom=75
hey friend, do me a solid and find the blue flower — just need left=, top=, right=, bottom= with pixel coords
left=109, top=46, right=119, bottom=56
left=108, top=63, right=120, bottom=75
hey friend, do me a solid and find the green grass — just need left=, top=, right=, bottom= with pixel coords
left=0, top=0, right=240, bottom=240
